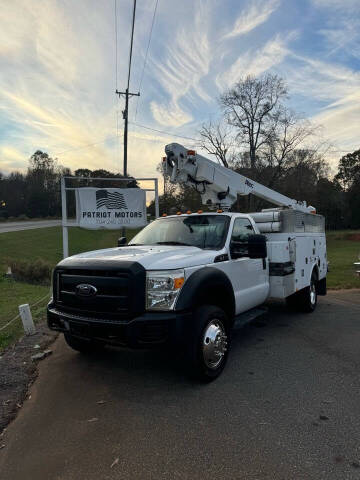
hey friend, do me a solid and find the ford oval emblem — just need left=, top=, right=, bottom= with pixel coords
left=75, top=283, right=97, bottom=297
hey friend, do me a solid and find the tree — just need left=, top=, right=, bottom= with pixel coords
left=198, top=121, right=234, bottom=167
left=220, top=74, right=287, bottom=173
left=26, top=151, right=61, bottom=217
left=335, top=149, right=360, bottom=190
left=261, top=107, right=319, bottom=187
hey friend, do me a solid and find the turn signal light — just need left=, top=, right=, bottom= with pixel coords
left=187, top=150, right=196, bottom=156
left=162, top=156, right=167, bottom=162
left=217, top=209, right=223, bottom=213
left=186, top=210, right=192, bottom=214
left=176, top=211, right=182, bottom=215
left=162, top=213, right=167, bottom=217
left=174, top=277, right=185, bottom=289
left=197, top=210, right=203, bottom=214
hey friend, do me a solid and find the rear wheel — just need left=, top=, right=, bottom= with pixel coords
left=286, top=272, right=317, bottom=313
left=302, top=273, right=317, bottom=312
left=64, top=333, right=104, bottom=354
left=185, top=305, right=231, bottom=382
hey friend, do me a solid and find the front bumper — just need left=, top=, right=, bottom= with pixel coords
left=47, top=303, right=192, bottom=348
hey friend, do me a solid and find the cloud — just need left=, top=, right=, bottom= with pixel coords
left=217, top=32, right=296, bottom=90
left=223, top=0, right=280, bottom=39
left=286, top=56, right=360, bottom=154
left=149, top=1, right=212, bottom=127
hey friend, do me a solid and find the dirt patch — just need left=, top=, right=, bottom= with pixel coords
left=0, top=324, right=58, bottom=434
left=345, top=233, right=360, bottom=242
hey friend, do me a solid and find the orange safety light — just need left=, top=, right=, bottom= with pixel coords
left=187, top=150, right=196, bottom=156
left=176, top=211, right=182, bottom=215
left=162, top=156, right=167, bottom=162
left=186, top=210, right=192, bottom=214
left=217, top=209, right=223, bottom=213
left=197, top=210, right=203, bottom=214
left=162, top=213, right=167, bottom=217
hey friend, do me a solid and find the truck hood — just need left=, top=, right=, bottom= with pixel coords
left=60, top=245, right=218, bottom=270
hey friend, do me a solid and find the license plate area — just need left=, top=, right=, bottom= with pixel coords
left=69, top=321, right=91, bottom=337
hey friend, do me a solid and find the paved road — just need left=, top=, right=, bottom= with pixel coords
left=0, top=220, right=61, bottom=233
left=1, top=291, right=360, bottom=480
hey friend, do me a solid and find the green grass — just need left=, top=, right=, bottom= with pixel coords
left=326, top=230, right=360, bottom=289
left=0, top=227, right=359, bottom=351
left=0, top=226, right=139, bottom=351
left=0, top=278, right=50, bottom=350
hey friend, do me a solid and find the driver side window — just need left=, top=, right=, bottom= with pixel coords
left=230, top=218, right=255, bottom=257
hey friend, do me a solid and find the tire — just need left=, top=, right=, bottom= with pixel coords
left=64, top=333, right=104, bottom=354
left=286, top=272, right=317, bottom=313
left=185, top=305, right=231, bottom=382
left=301, top=272, right=318, bottom=313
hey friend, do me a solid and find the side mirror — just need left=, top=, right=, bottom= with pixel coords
left=117, top=236, right=127, bottom=247
left=248, top=234, right=267, bottom=259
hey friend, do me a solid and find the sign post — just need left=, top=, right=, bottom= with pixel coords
left=61, top=176, right=159, bottom=259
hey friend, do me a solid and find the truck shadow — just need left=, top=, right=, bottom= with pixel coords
left=69, top=298, right=310, bottom=391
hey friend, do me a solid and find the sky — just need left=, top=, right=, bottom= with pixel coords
left=0, top=0, right=359, bottom=180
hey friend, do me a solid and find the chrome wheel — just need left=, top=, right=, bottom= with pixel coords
left=202, top=319, right=228, bottom=370
left=310, top=282, right=317, bottom=305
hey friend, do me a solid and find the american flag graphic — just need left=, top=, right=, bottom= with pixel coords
left=96, top=190, right=127, bottom=210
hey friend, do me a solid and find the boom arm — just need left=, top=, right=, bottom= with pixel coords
left=164, top=143, right=313, bottom=213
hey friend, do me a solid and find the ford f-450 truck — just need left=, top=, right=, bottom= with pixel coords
left=47, top=144, right=327, bottom=381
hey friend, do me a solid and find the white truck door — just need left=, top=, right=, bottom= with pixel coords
left=226, top=217, right=269, bottom=314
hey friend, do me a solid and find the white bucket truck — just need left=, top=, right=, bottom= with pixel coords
left=48, top=144, right=327, bottom=381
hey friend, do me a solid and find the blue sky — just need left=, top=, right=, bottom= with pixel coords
left=0, top=0, right=359, bottom=178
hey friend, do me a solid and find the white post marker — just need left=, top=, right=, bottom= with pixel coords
left=18, top=304, right=36, bottom=335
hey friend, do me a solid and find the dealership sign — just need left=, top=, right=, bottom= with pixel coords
left=76, top=187, right=147, bottom=229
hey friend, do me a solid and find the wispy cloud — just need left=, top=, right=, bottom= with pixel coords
left=217, top=32, right=296, bottom=89
left=223, top=0, right=280, bottom=39
left=287, top=56, right=360, bottom=153
left=150, top=1, right=212, bottom=127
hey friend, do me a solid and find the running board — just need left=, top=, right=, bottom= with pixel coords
left=233, top=307, right=268, bottom=330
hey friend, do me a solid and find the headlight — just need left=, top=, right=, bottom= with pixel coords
left=146, top=269, right=185, bottom=311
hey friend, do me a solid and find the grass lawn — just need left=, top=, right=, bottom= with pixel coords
left=0, top=226, right=139, bottom=351
left=326, top=230, right=360, bottom=289
left=0, top=226, right=359, bottom=351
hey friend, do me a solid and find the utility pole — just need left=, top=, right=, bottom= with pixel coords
left=115, top=88, right=139, bottom=177
left=115, top=0, right=138, bottom=239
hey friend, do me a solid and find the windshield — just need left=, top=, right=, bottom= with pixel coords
left=129, top=215, right=230, bottom=250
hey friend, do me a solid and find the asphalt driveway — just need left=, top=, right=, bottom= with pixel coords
left=0, top=220, right=61, bottom=233
left=1, top=290, right=360, bottom=479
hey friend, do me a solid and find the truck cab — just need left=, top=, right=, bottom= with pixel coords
left=48, top=210, right=326, bottom=381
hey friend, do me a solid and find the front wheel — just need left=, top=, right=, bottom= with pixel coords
left=185, top=305, right=231, bottom=382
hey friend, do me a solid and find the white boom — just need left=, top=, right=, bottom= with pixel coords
left=164, top=143, right=314, bottom=213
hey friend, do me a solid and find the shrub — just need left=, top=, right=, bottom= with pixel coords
left=8, top=258, right=52, bottom=285
left=17, top=214, right=29, bottom=221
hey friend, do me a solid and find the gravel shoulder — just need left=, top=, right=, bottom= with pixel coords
left=0, top=324, right=58, bottom=433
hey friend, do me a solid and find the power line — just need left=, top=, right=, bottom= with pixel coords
left=135, top=0, right=159, bottom=120
left=129, top=121, right=200, bottom=142
left=127, top=0, right=137, bottom=91
left=114, top=0, right=120, bottom=171
left=55, top=135, right=122, bottom=156
left=114, top=0, right=118, bottom=91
